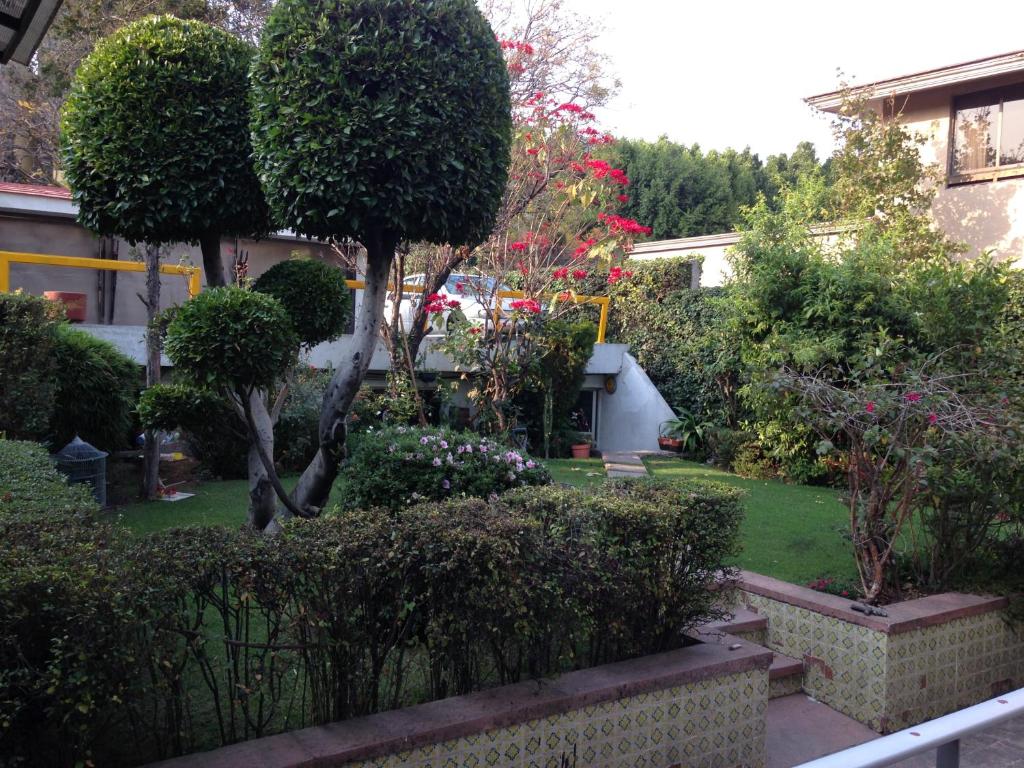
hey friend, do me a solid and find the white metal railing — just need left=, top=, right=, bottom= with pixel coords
left=794, top=687, right=1024, bottom=768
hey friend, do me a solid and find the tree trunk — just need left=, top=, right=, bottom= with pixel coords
left=246, top=391, right=277, bottom=530
left=287, top=230, right=397, bottom=518
left=143, top=243, right=162, bottom=500
left=406, top=264, right=458, bottom=363
left=199, top=229, right=226, bottom=288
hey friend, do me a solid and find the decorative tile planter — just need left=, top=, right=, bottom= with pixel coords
left=737, top=571, right=1024, bottom=732
left=150, top=636, right=772, bottom=768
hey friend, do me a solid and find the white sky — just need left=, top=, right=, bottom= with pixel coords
left=561, top=0, right=1024, bottom=159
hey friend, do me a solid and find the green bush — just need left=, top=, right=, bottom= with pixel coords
left=50, top=326, right=139, bottom=451
left=164, top=286, right=299, bottom=393
left=340, top=425, right=551, bottom=510
left=516, top=319, right=598, bottom=458
left=253, top=260, right=351, bottom=347
left=137, top=382, right=249, bottom=478
left=1, top=478, right=742, bottom=765
left=0, top=291, right=61, bottom=441
left=0, top=439, right=97, bottom=517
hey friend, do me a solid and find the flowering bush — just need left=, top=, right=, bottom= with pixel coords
left=340, top=425, right=551, bottom=510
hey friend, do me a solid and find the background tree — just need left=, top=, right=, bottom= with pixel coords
left=0, top=0, right=272, bottom=184
left=250, top=0, right=512, bottom=517
left=605, top=137, right=832, bottom=240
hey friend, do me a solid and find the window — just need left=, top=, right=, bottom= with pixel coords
left=950, top=83, right=1024, bottom=182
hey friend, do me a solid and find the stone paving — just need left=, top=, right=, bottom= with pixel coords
left=600, top=450, right=649, bottom=478
left=767, top=693, right=1024, bottom=767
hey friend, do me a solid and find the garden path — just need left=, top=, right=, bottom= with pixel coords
left=767, top=693, right=1024, bottom=767
left=601, top=451, right=648, bottom=478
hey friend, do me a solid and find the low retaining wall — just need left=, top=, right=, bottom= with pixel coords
left=737, top=571, right=1024, bottom=732
left=152, top=635, right=771, bottom=768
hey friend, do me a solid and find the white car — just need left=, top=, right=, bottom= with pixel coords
left=383, top=273, right=516, bottom=335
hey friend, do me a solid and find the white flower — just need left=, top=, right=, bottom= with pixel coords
left=432, top=457, right=442, bottom=467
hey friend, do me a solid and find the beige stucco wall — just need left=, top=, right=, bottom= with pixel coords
left=0, top=211, right=342, bottom=324
left=874, top=73, right=1024, bottom=265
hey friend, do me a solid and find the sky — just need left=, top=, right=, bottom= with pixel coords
left=560, top=0, right=1024, bottom=160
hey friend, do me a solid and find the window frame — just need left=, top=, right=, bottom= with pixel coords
left=948, top=83, right=1024, bottom=185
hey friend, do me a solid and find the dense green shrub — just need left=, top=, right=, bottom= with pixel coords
left=340, top=425, right=551, bottom=510
left=1, top=478, right=742, bottom=765
left=0, top=439, right=97, bottom=517
left=50, top=326, right=139, bottom=451
left=275, top=365, right=332, bottom=471
left=138, top=382, right=249, bottom=478
left=516, top=319, right=598, bottom=457
left=0, top=291, right=61, bottom=440
left=165, top=286, right=299, bottom=393
left=253, top=260, right=351, bottom=347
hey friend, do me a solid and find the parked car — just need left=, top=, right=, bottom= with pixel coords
left=383, top=273, right=516, bottom=335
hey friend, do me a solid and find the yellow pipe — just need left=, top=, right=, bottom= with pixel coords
left=0, top=250, right=202, bottom=290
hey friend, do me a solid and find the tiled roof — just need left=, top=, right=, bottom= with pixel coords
left=0, top=181, right=72, bottom=199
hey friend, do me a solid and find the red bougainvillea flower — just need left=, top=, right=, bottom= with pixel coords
left=424, top=294, right=461, bottom=314
left=553, top=266, right=569, bottom=279
left=572, top=269, right=588, bottom=280
left=865, top=401, right=875, bottom=414
left=573, top=238, right=596, bottom=258
left=617, top=194, right=629, bottom=203
left=526, top=147, right=539, bottom=156
left=556, top=102, right=584, bottom=114
left=597, top=212, right=651, bottom=235
left=509, top=241, right=527, bottom=252
left=469, top=327, right=481, bottom=335
left=905, top=392, right=922, bottom=403
left=510, top=299, right=541, bottom=314
left=928, top=412, right=938, bottom=425
left=610, top=168, right=629, bottom=185
left=455, top=282, right=465, bottom=292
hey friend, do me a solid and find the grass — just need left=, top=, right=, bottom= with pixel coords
left=645, top=456, right=855, bottom=585
left=111, top=458, right=607, bottom=534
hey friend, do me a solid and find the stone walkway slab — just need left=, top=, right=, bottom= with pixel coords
left=601, top=451, right=648, bottom=478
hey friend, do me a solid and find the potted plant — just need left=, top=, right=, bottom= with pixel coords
left=569, top=408, right=592, bottom=458
left=659, top=409, right=711, bottom=455
left=658, top=418, right=684, bottom=452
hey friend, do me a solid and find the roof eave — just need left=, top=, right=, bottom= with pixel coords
left=805, top=49, right=1024, bottom=113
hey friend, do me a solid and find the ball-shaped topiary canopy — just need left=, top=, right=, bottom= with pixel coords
left=60, top=15, right=271, bottom=250
left=164, top=287, right=299, bottom=393
left=250, top=0, right=512, bottom=247
left=253, top=260, right=351, bottom=347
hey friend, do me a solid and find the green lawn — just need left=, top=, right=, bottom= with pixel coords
left=645, top=456, right=855, bottom=585
left=111, top=458, right=606, bottom=534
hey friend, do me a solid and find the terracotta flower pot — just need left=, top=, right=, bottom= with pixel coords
left=658, top=436, right=683, bottom=453
left=571, top=443, right=591, bottom=459
left=44, top=291, right=87, bottom=322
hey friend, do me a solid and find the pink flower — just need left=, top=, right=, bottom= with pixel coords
left=905, top=392, right=922, bottom=403
left=509, top=241, right=527, bottom=252
left=572, top=269, right=588, bottom=280
left=928, top=412, right=938, bottom=425
left=510, top=298, right=542, bottom=314
left=865, top=401, right=875, bottom=414
left=553, top=266, right=569, bottom=279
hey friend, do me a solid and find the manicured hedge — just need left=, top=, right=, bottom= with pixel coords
left=0, top=439, right=97, bottom=517
left=0, top=478, right=743, bottom=765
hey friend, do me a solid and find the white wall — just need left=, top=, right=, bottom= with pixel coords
left=595, top=353, right=675, bottom=452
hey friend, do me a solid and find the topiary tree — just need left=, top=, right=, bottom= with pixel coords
left=156, top=261, right=351, bottom=528
left=60, top=14, right=271, bottom=287
left=250, top=0, right=512, bottom=515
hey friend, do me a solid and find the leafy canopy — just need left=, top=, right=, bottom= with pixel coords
left=250, top=0, right=512, bottom=245
left=252, top=260, right=351, bottom=347
left=60, top=15, right=270, bottom=244
left=164, top=287, right=298, bottom=393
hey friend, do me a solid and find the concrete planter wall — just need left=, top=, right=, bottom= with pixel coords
left=151, top=636, right=771, bottom=768
left=737, top=571, right=1024, bottom=733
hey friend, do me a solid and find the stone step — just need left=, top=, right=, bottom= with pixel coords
left=768, top=652, right=804, bottom=699
left=698, top=607, right=768, bottom=639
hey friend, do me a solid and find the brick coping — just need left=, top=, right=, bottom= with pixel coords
left=148, top=635, right=771, bottom=768
left=739, top=570, right=1008, bottom=635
